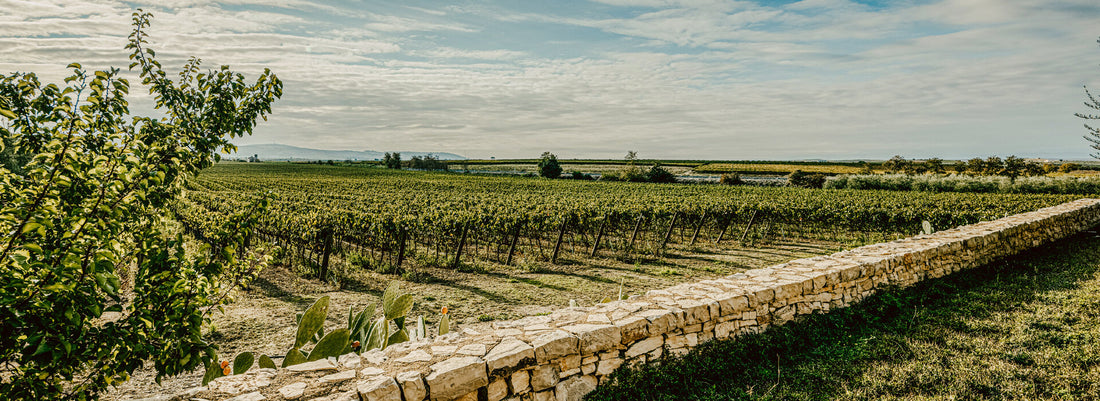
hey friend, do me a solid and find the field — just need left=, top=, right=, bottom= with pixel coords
left=588, top=228, right=1100, bottom=400
left=99, top=163, right=1090, bottom=400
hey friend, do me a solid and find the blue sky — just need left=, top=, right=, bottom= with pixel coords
left=2, top=0, right=1099, bottom=159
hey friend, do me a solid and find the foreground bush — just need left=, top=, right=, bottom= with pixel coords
left=0, top=11, right=281, bottom=400
left=825, top=174, right=1100, bottom=194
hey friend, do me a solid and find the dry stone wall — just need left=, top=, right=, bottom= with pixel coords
left=161, top=199, right=1100, bottom=401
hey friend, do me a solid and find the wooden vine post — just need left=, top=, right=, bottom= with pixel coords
left=591, top=214, right=609, bottom=257
left=506, top=223, right=523, bottom=265
left=661, top=212, right=679, bottom=249
left=740, top=210, right=760, bottom=242
left=319, top=227, right=334, bottom=281
left=396, top=226, right=408, bottom=269
left=690, top=211, right=707, bottom=245
left=715, top=214, right=732, bottom=244
left=628, top=216, right=645, bottom=249
left=552, top=217, right=568, bottom=264
left=452, top=223, right=469, bottom=268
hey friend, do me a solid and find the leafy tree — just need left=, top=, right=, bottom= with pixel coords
left=645, top=163, right=677, bottom=183
left=984, top=156, right=1004, bottom=175
left=882, top=155, right=910, bottom=174
left=0, top=11, right=281, bottom=400
left=788, top=170, right=826, bottom=188
left=924, top=158, right=945, bottom=174
left=1003, top=155, right=1026, bottom=180
left=538, top=151, right=562, bottom=178
left=1059, top=162, right=1082, bottom=173
left=1079, top=36, right=1100, bottom=159
left=966, top=157, right=986, bottom=175
left=383, top=152, right=401, bottom=169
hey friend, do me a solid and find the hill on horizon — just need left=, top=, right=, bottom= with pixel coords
left=231, top=144, right=466, bottom=161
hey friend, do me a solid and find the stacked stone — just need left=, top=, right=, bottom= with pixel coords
left=153, top=199, right=1100, bottom=401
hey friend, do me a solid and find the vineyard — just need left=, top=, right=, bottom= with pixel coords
left=174, top=163, right=1079, bottom=279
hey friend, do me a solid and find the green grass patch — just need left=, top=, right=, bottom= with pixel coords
left=588, top=230, right=1100, bottom=400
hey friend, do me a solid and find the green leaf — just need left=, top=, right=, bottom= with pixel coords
left=232, top=352, right=254, bottom=375
left=295, top=296, right=329, bottom=349
left=384, top=294, right=414, bottom=321
left=281, top=348, right=307, bottom=368
left=306, top=329, right=349, bottom=361
left=0, top=108, right=15, bottom=119
left=95, top=272, right=121, bottom=296
left=385, top=329, right=409, bottom=348
left=438, top=314, right=450, bottom=336
left=258, top=355, right=277, bottom=370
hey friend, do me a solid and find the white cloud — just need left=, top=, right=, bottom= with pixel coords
left=2, top=0, right=1099, bottom=159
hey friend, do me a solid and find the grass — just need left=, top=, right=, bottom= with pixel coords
left=588, top=229, right=1100, bottom=400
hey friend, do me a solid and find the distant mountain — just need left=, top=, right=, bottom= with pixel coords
left=232, top=144, right=466, bottom=161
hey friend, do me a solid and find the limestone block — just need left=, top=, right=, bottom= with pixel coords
left=287, top=359, right=338, bottom=373
left=396, top=350, right=433, bottom=364
left=625, top=336, right=663, bottom=359
left=486, top=337, right=536, bottom=378
left=530, top=364, right=559, bottom=391
left=596, top=358, right=623, bottom=376
left=457, top=343, right=487, bottom=357
left=555, top=374, right=597, bottom=401
left=357, top=376, right=401, bottom=401
left=510, top=369, right=530, bottom=394
left=319, top=370, right=356, bottom=384
left=279, top=382, right=307, bottom=400
left=532, top=331, right=579, bottom=363
left=397, top=371, right=427, bottom=401
left=615, top=316, right=649, bottom=344
left=424, top=357, right=489, bottom=401
left=558, top=354, right=581, bottom=371
left=488, top=379, right=509, bottom=401
left=533, top=389, right=555, bottom=401
left=636, top=309, right=675, bottom=336
left=227, top=392, right=265, bottom=401
left=561, top=324, right=621, bottom=355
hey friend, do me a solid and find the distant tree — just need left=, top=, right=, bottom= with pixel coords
left=538, top=151, right=562, bottom=178
left=383, top=152, right=401, bottom=169
left=966, top=158, right=985, bottom=175
left=883, top=155, right=910, bottom=174
left=1060, top=162, right=1082, bottom=173
left=1024, top=161, right=1045, bottom=176
left=618, top=151, right=644, bottom=181
left=645, top=163, right=677, bottom=183
left=953, top=162, right=968, bottom=174
left=1003, top=156, right=1026, bottom=180
left=984, top=156, right=1004, bottom=175
left=924, top=158, right=945, bottom=174
left=858, top=161, right=874, bottom=174
left=625, top=150, right=638, bottom=164
left=719, top=173, right=743, bottom=185
left=1078, top=36, right=1100, bottom=159
left=788, top=170, right=826, bottom=188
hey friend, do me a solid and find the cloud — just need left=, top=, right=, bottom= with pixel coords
left=2, top=0, right=1099, bottom=160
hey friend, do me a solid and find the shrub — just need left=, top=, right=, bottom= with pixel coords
left=570, top=171, right=594, bottom=180
left=0, top=11, right=281, bottom=400
left=719, top=173, right=743, bottom=185
left=645, top=164, right=677, bottom=183
left=788, top=170, right=826, bottom=188
left=538, top=152, right=562, bottom=178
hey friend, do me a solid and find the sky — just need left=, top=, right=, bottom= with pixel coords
left=2, top=0, right=1099, bottom=160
